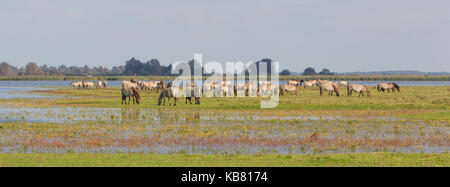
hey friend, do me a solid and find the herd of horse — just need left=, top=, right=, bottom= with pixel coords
left=71, top=80, right=108, bottom=90
left=72, top=79, right=401, bottom=106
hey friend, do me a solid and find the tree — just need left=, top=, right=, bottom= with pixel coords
left=256, top=58, right=273, bottom=75
left=25, top=62, right=44, bottom=76
left=0, top=62, right=11, bottom=76
left=319, top=68, right=334, bottom=75
left=303, top=67, right=316, bottom=75
left=279, top=69, right=291, bottom=76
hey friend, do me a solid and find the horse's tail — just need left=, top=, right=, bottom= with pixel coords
left=377, top=84, right=380, bottom=92
left=279, top=86, right=284, bottom=96
left=364, top=85, right=371, bottom=97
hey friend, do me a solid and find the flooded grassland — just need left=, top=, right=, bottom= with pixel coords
left=0, top=84, right=448, bottom=158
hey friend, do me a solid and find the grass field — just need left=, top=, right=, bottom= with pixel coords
left=0, top=84, right=448, bottom=167
left=0, top=153, right=448, bottom=167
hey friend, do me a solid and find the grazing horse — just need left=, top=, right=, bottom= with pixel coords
left=122, top=87, right=140, bottom=105
left=303, top=80, right=317, bottom=88
left=378, top=82, right=400, bottom=93
left=71, top=81, right=82, bottom=90
left=318, top=81, right=340, bottom=96
left=258, top=82, right=277, bottom=96
left=186, top=85, right=201, bottom=105
left=279, top=84, right=299, bottom=96
left=348, top=84, right=371, bottom=97
left=139, top=81, right=159, bottom=92
left=82, top=81, right=96, bottom=90
left=158, top=87, right=179, bottom=106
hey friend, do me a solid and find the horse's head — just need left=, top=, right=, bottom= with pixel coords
left=392, top=83, right=400, bottom=92
left=131, top=87, right=141, bottom=104
left=365, top=86, right=371, bottom=97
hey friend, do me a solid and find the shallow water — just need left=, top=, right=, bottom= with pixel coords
left=0, top=80, right=449, bottom=99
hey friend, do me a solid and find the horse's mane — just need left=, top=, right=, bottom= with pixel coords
left=363, top=85, right=370, bottom=91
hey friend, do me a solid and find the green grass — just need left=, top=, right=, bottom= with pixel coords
left=0, top=153, right=448, bottom=167
left=32, top=86, right=450, bottom=109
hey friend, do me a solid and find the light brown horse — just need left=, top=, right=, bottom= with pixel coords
left=318, top=81, right=340, bottom=96
left=122, top=80, right=140, bottom=90
left=82, top=81, right=96, bottom=90
left=258, top=82, right=277, bottom=96
left=122, top=87, right=140, bottom=105
left=303, top=80, right=317, bottom=88
left=279, top=84, right=299, bottom=96
left=377, top=82, right=400, bottom=93
left=348, top=84, right=371, bottom=97
left=96, top=80, right=103, bottom=88
left=71, top=81, right=82, bottom=90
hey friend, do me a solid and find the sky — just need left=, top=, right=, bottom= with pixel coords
left=1, top=0, right=449, bottom=72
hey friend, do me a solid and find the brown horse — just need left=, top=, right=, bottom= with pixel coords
left=348, top=84, right=371, bottom=97
left=122, top=87, right=140, bottom=105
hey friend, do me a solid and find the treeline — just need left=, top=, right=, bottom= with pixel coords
left=0, top=58, right=173, bottom=76
left=0, top=62, right=125, bottom=76
left=0, top=58, right=282, bottom=77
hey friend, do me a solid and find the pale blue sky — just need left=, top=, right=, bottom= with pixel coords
left=1, top=0, right=449, bottom=72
